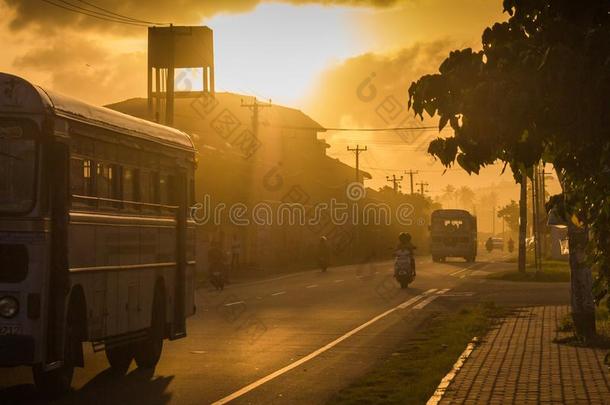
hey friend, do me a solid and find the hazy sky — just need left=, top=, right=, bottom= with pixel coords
left=0, top=0, right=560, bottom=220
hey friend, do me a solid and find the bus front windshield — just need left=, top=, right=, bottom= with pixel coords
left=433, top=218, right=469, bottom=233
left=0, top=122, right=37, bottom=213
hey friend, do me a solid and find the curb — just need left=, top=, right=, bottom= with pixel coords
left=426, top=336, right=480, bottom=405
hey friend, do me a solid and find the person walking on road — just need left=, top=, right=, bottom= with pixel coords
left=231, top=235, right=241, bottom=273
left=318, top=236, right=330, bottom=272
left=208, top=241, right=225, bottom=291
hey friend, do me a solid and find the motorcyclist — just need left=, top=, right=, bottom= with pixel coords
left=318, top=236, right=330, bottom=272
left=395, top=232, right=416, bottom=277
left=485, top=237, right=494, bottom=253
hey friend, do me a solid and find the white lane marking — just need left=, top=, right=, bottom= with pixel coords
left=444, top=292, right=475, bottom=297
left=334, top=279, right=344, bottom=283
left=427, top=337, right=479, bottom=405
left=413, top=289, right=451, bottom=310
left=306, top=284, right=318, bottom=289
left=224, top=301, right=245, bottom=307
left=398, top=289, right=437, bottom=309
left=271, top=291, right=286, bottom=296
left=211, top=289, right=436, bottom=405
left=450, top=269, right=467, bottom=277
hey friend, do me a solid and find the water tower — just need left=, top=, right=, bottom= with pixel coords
left=148, top=25, right=215, bottom=125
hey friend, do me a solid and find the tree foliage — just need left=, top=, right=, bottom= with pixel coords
left=497, top=200, right=520, bottom=233
left=408, top=0, right=610, bottom=298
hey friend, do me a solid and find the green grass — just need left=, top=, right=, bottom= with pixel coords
left=487, top=260, right=571, bottom=282
left=329, top=303, right=505, bottom=405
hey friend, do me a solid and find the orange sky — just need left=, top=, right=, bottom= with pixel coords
left=0, top=0, right=562, bottom=227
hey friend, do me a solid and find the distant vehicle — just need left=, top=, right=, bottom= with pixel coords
left=491, top=237, right=505, bottom=251
left=430, top=209, right=477, bottom=262
left=0, top=73, right=197, bottom=397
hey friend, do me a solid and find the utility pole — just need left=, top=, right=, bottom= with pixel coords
left=241, top=97, right=272, bottom=139
left=347, top=145, right=368, bottom=182
left=386, top=174, right=403, bottom=194
left=518, top=168, right=527, bottom=273
left=540, top=167, right=553, bottom=259
left=416, top=181, right=429, bottom=196
left=404, top=170, right=419, bottom=195
left=531, top=164, right=542, bottom=273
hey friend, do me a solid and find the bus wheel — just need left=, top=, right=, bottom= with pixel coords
left=32, top=316, right=77, bottom=398
left=105, top=344, right=134, bottom=375
left=135, top=289, right=165, bottom=369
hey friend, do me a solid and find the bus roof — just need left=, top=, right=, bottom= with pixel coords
left=431, top=209, right=474, bottom=218
left=0, top=72, right=195, bottom=151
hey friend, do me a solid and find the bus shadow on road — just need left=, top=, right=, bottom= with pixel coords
left=0, top=368, right=174, bottom=405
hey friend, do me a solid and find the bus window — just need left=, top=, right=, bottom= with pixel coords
left=139, top=170, right=151, bottom=204
left=97, top=163, right=121, bottom=208
left=70, top=158, right=94, bottom=197
left=123, top=167, right=139, bottom=205
left=150, top=171, right=160, bottom=204
left=160, top=174, right=169, bottom=205
left=0, top=129, right=36, bottom=213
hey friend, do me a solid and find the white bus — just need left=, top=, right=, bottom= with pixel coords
left=0, top=73, right=196, bottom=397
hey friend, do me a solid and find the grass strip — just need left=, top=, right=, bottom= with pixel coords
left=487, top=260, right=570, bottom=282
left=329, top=302, right=504, bottom=405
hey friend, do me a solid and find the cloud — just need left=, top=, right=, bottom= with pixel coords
left=303, top=39, right=458, bottom=128
left=13, top=35, right=146, bottom=105
left=4, top=0, right=401, bottom=33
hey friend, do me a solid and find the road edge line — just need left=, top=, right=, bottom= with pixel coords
left=210, top=288, right=437, bottom=405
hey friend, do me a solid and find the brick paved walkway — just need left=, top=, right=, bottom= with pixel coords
left=439, top=306, right=610, bottom=404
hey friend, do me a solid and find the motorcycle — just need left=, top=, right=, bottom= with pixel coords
left=394, top=254, right=416, bottom=289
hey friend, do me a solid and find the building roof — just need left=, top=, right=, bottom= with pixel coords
left=106, top=92, right=325, bottom=134
left=0, top=72, right=195, bottom=151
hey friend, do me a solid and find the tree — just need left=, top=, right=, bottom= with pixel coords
left=456, top=186, right=476, bottom=211
left=408, top=0, right=610, bottom=337
left=497, top=200, right=519, bottom=233
left=440, top=184, right=456, bottom=208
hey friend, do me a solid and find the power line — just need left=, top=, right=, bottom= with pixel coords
left=40, top=0, right=162, bottom=26
left=275, top=125, right=450, bottom=132
left=75, top=0, right=169, bottom=25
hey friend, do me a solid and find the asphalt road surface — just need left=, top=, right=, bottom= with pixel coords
left=0, top=251, right=569, bottom=405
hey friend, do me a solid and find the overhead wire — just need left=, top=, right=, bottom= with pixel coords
left=41, top=0, right=168, bottom=26
left=75, top=0, right=169, bottom=25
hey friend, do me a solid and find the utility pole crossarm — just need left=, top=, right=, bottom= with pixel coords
left=416, top=181, right=429, bottom=196
left=347, top=144, right=368, bottom=183
left=386, top=174, right=404, bottom=194
left=240, top=97, right=272, bottom=139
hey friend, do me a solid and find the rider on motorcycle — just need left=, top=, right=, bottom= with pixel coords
left=395, top=232, right=416, bottom=277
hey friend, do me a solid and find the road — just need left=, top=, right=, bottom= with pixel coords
left=0, top=252, right=569, bottom=404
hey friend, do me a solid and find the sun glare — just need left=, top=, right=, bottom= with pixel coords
left=203, top=3, right=364, bottom=106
